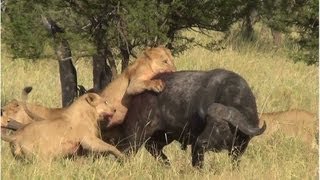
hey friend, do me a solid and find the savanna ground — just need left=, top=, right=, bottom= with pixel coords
left=1, top=25, right=319, bottom=179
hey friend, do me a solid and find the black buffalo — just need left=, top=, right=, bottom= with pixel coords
left=101, top=69, right=266, bottom=168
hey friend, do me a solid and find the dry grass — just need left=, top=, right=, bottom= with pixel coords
left=1, top=29, right=318, bottom=179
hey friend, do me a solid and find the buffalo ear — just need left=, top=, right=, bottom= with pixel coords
left=85, top=93, right=99, bottom=106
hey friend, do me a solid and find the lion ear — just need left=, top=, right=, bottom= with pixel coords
left=85, top=93, right=99, bottom=106
left=10, top=99, right=19, bottom=107
left=143, top=47, right=153, bottom=60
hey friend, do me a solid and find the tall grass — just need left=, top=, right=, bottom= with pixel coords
left=1, top=28, right=318, bottom=179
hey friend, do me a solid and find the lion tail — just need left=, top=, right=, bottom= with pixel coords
left=21, top=87, right=45, bottom=121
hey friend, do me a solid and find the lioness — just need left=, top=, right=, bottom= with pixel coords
left=1, top=87, right=123, bottom=161
left=258, top=109, right=318, bottom=148
left=1, top=99, right=61, bottom=126
left=99, top=46, right=175, bottom=127
left=1, top=46, right=175, bottom=128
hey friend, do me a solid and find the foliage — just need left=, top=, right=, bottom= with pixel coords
left=157, top=0, right=246, bottom=53
left=260, top=0, right=319, bottom=65
left=2, top=0, right=248, bottom=59
left=1, top=1, right=48, bottom=59
left=289, top=0, right=318, bottom=65
left=1, top=0, right=318, bottom=64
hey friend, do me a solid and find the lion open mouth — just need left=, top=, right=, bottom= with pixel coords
left=102, top=112, right=114, bottom=120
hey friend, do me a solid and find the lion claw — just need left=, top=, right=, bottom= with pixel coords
left=151, top=80, right=165, bottom=93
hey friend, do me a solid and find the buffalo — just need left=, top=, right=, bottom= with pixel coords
left=101, top=69, right=266, bottom=168
left=4, top=69, right=266, bottom=168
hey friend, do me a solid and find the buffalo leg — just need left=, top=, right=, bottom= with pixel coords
left=191, top=116, right=218, bottom=168
left=144, top=134, right=173, bottom=166
left=191, top=141, right=205, bottom=168
left=145, top=141, right=170, bottom=166
left=192, top=103, right=252, bottom=168
left=207, top=103, right=252, bottom=167
left=228, top=129, right=250, bottom=168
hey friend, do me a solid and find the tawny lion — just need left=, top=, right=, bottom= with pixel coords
left=1, top=99, right=61, bottom=127
left=258, top=109, right=318, bottom=148
left=1, top=87, right=124, bottom=161
left=1, top=46, right=175, bottom=128
left=99, top=46, right=175, bottom=127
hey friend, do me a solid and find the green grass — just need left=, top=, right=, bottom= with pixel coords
left=1, top=29, right=318, bottom=179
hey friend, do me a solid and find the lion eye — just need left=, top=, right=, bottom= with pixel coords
left=163, top=60, right=168, bottom=64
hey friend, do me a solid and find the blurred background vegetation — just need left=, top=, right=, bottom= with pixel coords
left=1, top=0, right=318, bottom=110
left=1, top=1, right=318, bottom=179
left=2, top=0, right=318, bottom=67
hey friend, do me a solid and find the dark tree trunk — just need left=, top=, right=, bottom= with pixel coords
left=42, top=16, right=78, bottom=107
left=92, top=54, right=112, bottom=91
left=54, top=38, right=78, bottom=107
left=91, top=19, right=113, bottom=92
left=166, top=27, right=176, bottom=50
left=242, top=15, right=254, bottom=40
left=105, top=47, right=118, bottom=78
left=117, top=15, right=131, bottom=73
left=271, top=29, right=282, bottom=47
left=120, top=45, right=130, bottom=72
left=241, top=2, right=259, bottom=41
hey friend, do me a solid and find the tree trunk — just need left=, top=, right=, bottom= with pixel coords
left=54, top=38, right=78, bottom=107
left=120, top=45, right=130, bottom=72
left=166, top=27, right=176, bottom=50
left=117, top=15, right=131, bottom=73
left=241, top=2, right=259, bottom=41
left=42, top=15, right=78, bottom=107
left=105, top=47, right=118, bottom=78
left=92, top=53, right=112, bottom=91
left=242, top=15, right=254, bottom=40
left=91, top=19, right=113, bottom=92
left=271, top=29, right=282, bottom=47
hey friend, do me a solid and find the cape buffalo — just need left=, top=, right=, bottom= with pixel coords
left=101, top=69, right=266, bottom=168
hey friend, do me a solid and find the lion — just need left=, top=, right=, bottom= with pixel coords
left=1, top=99, right=62, bottom=127
left=1, top=99, right=30, bottom=127
left=99, top=46, right=176, bottom=127
left=258, top=109, right=318, bottom=148
left=1, top=87, right=124, bottom=162
left=1, top=46, right=176, bottom=128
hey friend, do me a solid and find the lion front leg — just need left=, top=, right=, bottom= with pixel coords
left=81, top=136, right=124, bottom=159
left=126, top=79, right=165, bottom=95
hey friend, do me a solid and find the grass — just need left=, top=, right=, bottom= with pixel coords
left=1, top=28, right=318, bottom=179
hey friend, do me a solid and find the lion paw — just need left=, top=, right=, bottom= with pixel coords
left=150, top=80, right=165, bottom=93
